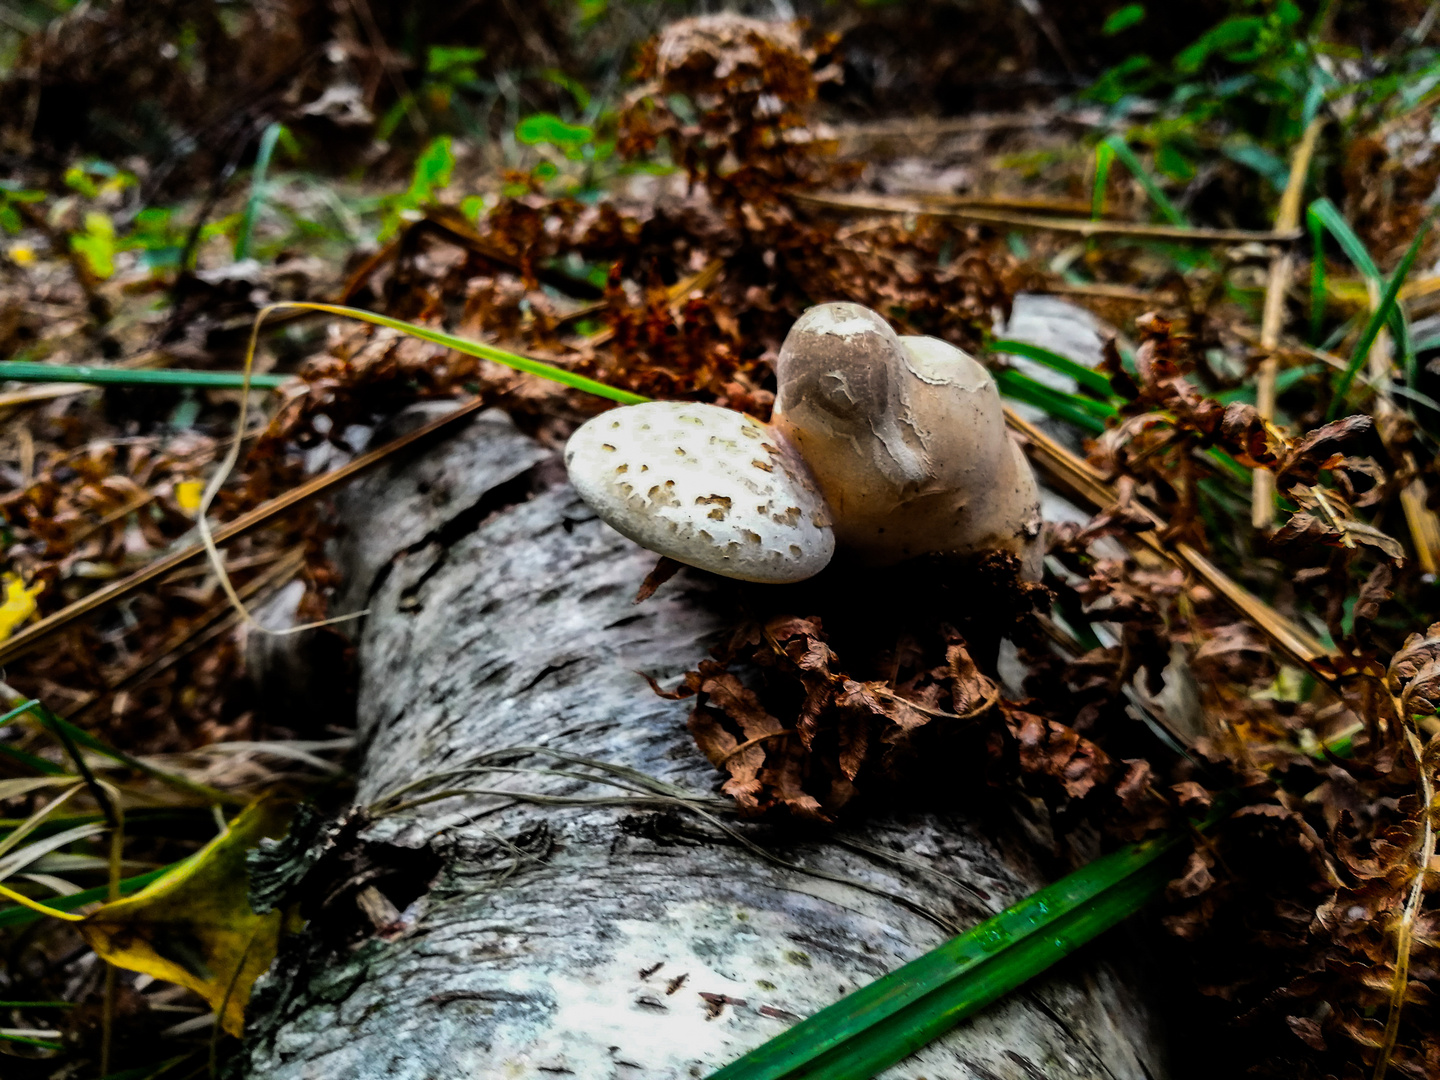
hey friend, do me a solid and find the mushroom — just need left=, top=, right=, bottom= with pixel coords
left=771, top=302, right=1043, bottom=578
left=563, top=400, right=835, bottom=584
left=564, top=303, right=1042, bottom=584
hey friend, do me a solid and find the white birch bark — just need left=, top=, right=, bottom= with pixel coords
left=238, top=406, right=1167, bottom=1080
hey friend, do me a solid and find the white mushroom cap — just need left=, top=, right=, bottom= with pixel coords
left=564, top=401, right=836, bottom=584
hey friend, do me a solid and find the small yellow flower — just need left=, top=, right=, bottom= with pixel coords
left=175, top=480, right=205, bottom=516
left=0, top=574, right=43, bottom=642
left=8, top=244, right=35, bottom=266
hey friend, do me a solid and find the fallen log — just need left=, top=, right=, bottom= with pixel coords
left=237, top=406, right=1167, bottom=1079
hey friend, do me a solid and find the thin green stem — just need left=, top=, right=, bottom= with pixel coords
left=0, top=362, right=288, bottom=390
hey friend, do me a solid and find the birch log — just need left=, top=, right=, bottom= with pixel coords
left=237, top=406, right=1167, bottom=1080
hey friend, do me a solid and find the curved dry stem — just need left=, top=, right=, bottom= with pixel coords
left=1371, top=715, right=1438, bottom=1080
left=194, top=307, right=370, bottom=638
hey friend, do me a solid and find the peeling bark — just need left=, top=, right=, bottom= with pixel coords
left=238, top=407, right=1167, bottom=1080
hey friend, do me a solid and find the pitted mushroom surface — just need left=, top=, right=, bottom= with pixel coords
left=564, top=401, right=835, bottom=583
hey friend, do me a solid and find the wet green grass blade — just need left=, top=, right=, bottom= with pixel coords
left=256, top=302, right=649, bottom=406
left=995, top=369, right=1113, bottom=434
left=1327, top=213, right=1434, bottom=420
left=708, top=825, right=1201, bottom=1080
left=1102, top=135, right=1187, bottom=227
left=989, top=339, right=1114, bottom=397
left=0, top=362, right=288, bottom=390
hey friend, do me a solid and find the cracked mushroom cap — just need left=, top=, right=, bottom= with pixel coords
left=772, top=303, right=1042, bottom=575
left=564, top=401, right=835, bottom=584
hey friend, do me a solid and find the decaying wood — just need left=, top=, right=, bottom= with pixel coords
left=237, top=407, right=1167, bottom=1079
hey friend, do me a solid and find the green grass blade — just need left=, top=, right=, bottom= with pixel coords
left=995, top=370, right=1113, bottom=434
left=1308, top=197, right=1409, bottom=358
left=0, top=743, right=67, bottom=775
left=0, top=700, right=68, bottom=776
left=0, top=864, right=174, bottom=929
left=1091, top=141, right=1115, bottom=221
left=788, top=860, right=1173, bottom=1080
left=1309, top=197, right=1382, bottom=278
left=0, top=1001, right=72, bottom=1008
left=0, top=362, right=288, bottom=391
left=1216, top=363, right=1323, bottom=404
left=13, top=699, right=236, bottom=806
left=1310, top=208, right=1328, bottom=345
left=708, top=822, right=1207, bottom=1080
left=256, top=302, right=650, bottom=406
left=1102, top=135, right=1187, bottom=227
left=0, top=1031, right=63, bottom=1050
left=235, top=122, right=285, bottom=262
left=1327, top=213, right=1434, bottom=420
left=989, top=339, right=1114, bottom=397
left=1204, top=447, right=1252, bottom=487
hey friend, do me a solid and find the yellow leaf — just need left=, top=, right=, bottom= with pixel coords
left=0, top=575, right=44, bottom=642
left=81, top=798, right=295, bottom=1036
left=8, top=244, right=35, bottom=266
left=174, top=479, right=205, bottom=516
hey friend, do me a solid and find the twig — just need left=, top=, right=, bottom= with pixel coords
left=1040, top=282, right=1158, bottom=302
left=717, top=730, right=795, bottom=764
left=872, top=684, right=1000, bottom=720
left=61, top=549, right=306, bottom=722
left=793, top=190, right=1305, bottom=244
left=563, top=259, right=725, bottom=346
left=1006, top=407, right=1336, bottom=679
left=901, top=192, right=1096, bottom=217
left=1253, top=116, right=1325, bottom=528
left=1371, top=723, right=1436, bottom=1080
left=1013, top=0, right=1080, bottom=78
left=832, top=112, right=1079, bottom=143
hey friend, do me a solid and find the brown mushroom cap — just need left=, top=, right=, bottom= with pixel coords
left=772, top=304, right=1041, bottom=575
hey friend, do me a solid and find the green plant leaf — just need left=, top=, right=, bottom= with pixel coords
left=1091, top=139, right=1115, bottom=220
left=1310, top=208, right=1328, bottom=345
left=70, top=212, right=116, bottom=279
left=1102, top=4, right=1145, bottom=35
left=1222, top=143, right=1289, bottom=191
left=517, top=113, right=594, bottom=149
left=0, top=1031, right=62, bottom=1050
left=1102, top=135, right=1187, bottom=226
left=1175, top=16, right=1264, bottom=74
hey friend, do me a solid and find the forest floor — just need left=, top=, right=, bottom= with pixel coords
left=3, top=2, right=1440, bottom=1079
